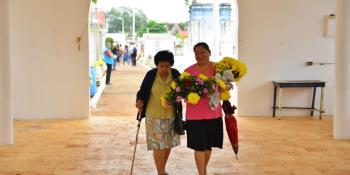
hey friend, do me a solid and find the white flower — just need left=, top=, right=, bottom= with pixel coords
left=215, top=72, right=222, bottom=80
left=222, top=70, right=234, bottom=83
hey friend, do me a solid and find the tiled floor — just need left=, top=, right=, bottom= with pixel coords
left=1, top=65, right=350, bottom=175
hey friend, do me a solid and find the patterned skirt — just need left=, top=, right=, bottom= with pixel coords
left=146, top=117, right=181, bottom=150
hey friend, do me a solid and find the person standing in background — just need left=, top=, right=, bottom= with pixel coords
left=111, top=43, right=119, bottom=70
left=123, top=45, right=130, bottom=66
left=116, top=44, right=122, bottom=66
left=103, top=42, right=114, bottom=85
left=131, top=44, right=138, bottom=66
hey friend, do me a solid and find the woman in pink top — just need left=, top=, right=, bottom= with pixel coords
left=185, top=42, right=224, bottom=175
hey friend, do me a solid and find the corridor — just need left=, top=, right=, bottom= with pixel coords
left=0, top=65, right=349, bottom=175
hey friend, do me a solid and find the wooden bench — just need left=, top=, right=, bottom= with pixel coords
left=272, top=80, right=326, bottom=119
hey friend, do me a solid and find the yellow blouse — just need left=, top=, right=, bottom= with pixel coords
left=146, top=71, right=174, bottom=119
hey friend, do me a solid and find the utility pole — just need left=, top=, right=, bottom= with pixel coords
left=117, top=17, right=124, bottom=34
left=132, top=8, right=136, bottom=42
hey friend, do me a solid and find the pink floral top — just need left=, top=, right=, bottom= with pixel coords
left=185, top=64, right=222, bottom=120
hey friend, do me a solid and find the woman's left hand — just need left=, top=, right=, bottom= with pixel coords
left=226, top=82, right=233, bottom=90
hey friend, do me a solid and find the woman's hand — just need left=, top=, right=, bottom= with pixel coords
left=135, top=99, right=144, bottom=110
left=225, top=82, right=233, bottom=90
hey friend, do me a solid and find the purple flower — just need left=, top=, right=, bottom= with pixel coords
left=176, top=87, right=181, bottom=92
left=202, top=88, right=208, bottom=94
left=196, top=78, right=204, bottom=85
left=176, top=96, right=182, bottom=102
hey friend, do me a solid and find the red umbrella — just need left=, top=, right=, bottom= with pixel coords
left=222, top=100, right=239, bottom=160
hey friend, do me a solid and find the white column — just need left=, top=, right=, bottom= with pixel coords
left=0, top=0, right=13, bottom=145
left=334, top=0, right=350, bottom=140
left=212, top=0, right=220, bottom=60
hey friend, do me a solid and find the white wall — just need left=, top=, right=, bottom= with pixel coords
left=0, top=0, right=13, bottom=145
left=238, top=0, right=336, bottom=116
left=10, top=0, right=90, bottom=119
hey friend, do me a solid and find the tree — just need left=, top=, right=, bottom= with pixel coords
left=137, top=20, right=168, bottom=37
left=107, top=7, right=147, bottom=34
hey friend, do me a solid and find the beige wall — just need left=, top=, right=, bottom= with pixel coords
left=0, top=0, right=13, bottom=144
left=238, top=0, right=336, bottom=116
left=10, top=0, right=90, bottom=119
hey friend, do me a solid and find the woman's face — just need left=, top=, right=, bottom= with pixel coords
left=194, top=46, right=210, bottom=64
left=157, top=61, right=171, bottom=77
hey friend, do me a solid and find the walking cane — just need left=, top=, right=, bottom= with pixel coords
left=130, top=110, right=142, bottom=175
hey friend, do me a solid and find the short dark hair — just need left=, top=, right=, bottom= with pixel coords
left=154, top=50, right=174, bottom=66
left=193, top=42, right=211, bottom=53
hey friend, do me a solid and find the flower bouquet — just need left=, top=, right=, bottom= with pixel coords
left=161, top=72, right=217, bottom=107
left=214, top=56, right=247, bottom=159
left=161, top=72, right=218, bottom=134
left=215, top=57, right=247, bottom=83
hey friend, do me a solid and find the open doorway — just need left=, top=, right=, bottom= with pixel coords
left=88, top=0, right=239, bottom=110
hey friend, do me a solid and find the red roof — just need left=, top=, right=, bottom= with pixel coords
left=97, top=11, right=106, bottom=27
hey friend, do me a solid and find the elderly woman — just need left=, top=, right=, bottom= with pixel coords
left=184, top=42, right=228, bottom=175
left=135, top=50, right=181, bottom=175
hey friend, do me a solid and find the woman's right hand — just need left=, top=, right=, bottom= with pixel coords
left=135, top=99, right=144, bottom=110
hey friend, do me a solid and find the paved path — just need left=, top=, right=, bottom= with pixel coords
left=91, top=65, right=239, bottom=174
left=0, top=64, right=349, bottom=175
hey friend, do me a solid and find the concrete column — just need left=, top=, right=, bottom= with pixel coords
left=213, top=0, right=220, bottom=60
left=334, top=0, right=350, bottom=140
left=0, top=0, right=13, bottom=145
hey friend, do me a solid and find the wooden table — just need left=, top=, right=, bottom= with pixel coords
left=272, top=80, right=326, bottom=119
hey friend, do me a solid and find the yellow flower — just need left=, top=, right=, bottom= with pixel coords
left=223, top=57, right=236, bottom=67
left=215, top=62, right=230, bottom=73
left=198, top=74, right=208, bottom=80
left=170, top=81, right=176, bottom=89
left=187, top=93, right=200, bottom=105
left=96, top=59, right=104, bottom=66
left=180, top=72, right=191, bottom=80
left=216, top=79, right=226, bottom=89
left=235, top=60, right=248, bottom=82
left=220, top=91, right=231, bottom=100
left=231, top=60, right=240, bottom=71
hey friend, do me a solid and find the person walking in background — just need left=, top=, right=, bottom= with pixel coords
left=116, top=44, right=122, bottom=66
left=184, top=42, right=229, bottom=175
left=131, top=44, right=138, bottom=66
left=103, top=42, right=114, bottom=85
left=136, top=50, right=182, bottom=175
left=123, top=45, right=130, bottom=66
left=111, top=43, right=119, bottom=70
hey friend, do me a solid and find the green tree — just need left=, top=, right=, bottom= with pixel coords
left=178, top=21, right=189, bottom=30
left=137, top=20, right=168, bottom=37
left=107, top=7, right=147, bottom=34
